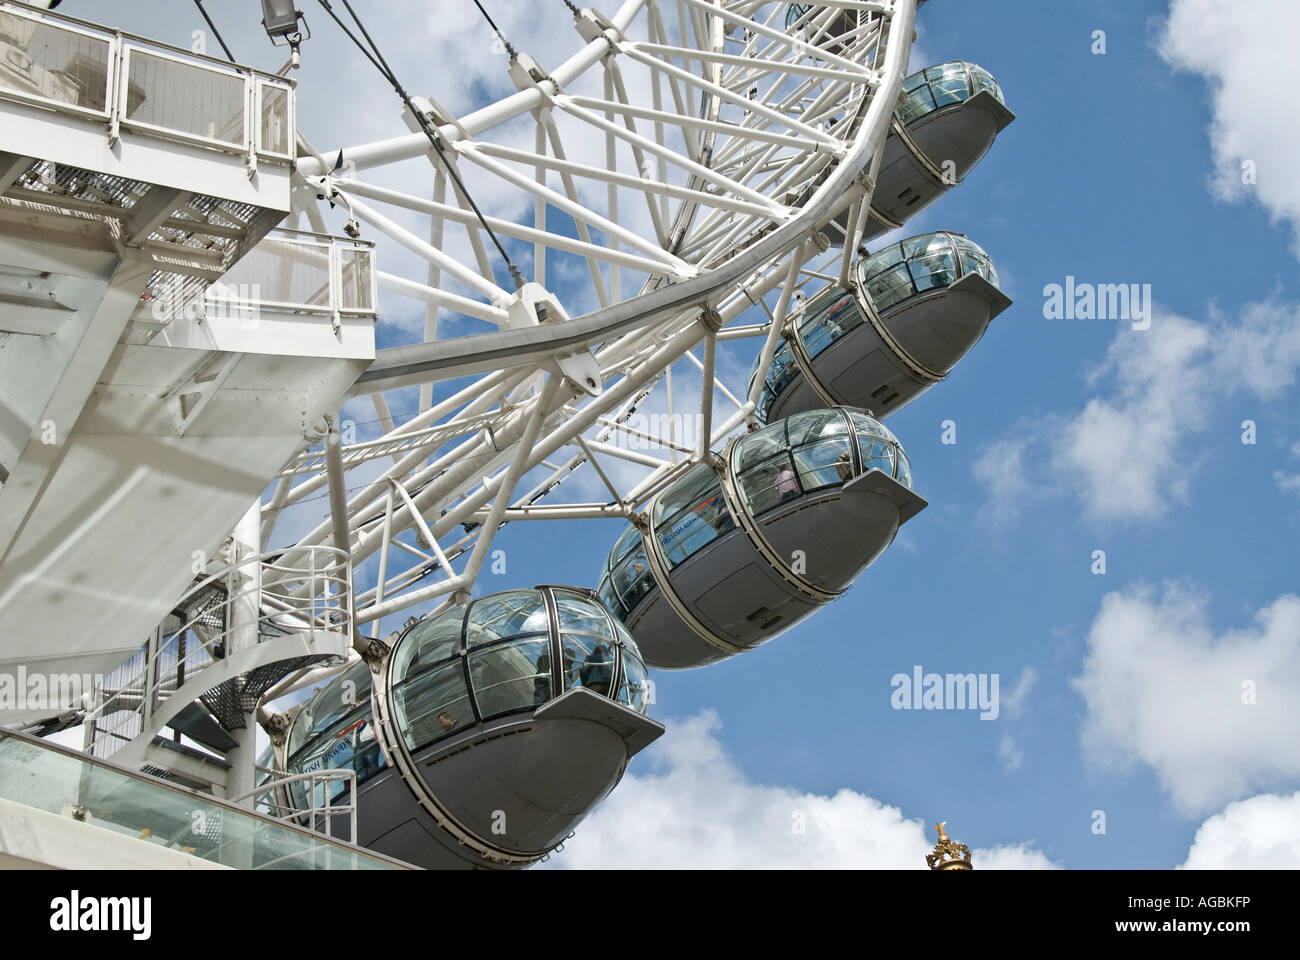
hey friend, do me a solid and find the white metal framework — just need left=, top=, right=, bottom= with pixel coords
left=0, top=0, right=925, bottom=837
left=271, top=0, right=919, bottom=643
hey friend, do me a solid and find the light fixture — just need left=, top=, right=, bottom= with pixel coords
left=260, top=0, right=310, bottom=66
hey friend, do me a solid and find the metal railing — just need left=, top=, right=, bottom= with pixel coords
left=84, top=546, right=351, bottom=759
left=144, top=228, right=378, bottom=326
left=0, top=1, right=294, bottom=164
left=235, top=766, right=359, bottom=845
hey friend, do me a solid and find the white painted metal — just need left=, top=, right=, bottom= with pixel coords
left=0, top=1, right=920, bottom=813
left=265, top=1, right=916, bottom=640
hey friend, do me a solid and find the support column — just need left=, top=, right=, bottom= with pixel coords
left=223, top=502, right=262, bottom=810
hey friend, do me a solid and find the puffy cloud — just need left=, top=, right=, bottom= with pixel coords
left=976, top=299, right=1300, bottom=524
left=1158, top=1, right=1300, bottom=259
left=1050, top=312, right=1208, bottom=521
left=1181, top=791, right=1300, bottom=869
left=1073, top=585, right=1300, bottom=814
left=973, top=843, right=1058, bottom=871
left=546, top=710, right=1057, bottom=869
left=1275, top=442, right=1300, bottom=498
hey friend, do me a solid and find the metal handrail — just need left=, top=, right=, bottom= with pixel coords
left=147, top=228, right=379, bottom=325
left=233, top=766, right=358, bottom=845
left=84, top=546, right=351, bottom=758
left=0, top=0, right=294, bottom=161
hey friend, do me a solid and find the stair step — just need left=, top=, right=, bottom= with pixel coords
left=170, top=702, right=238, bottom=753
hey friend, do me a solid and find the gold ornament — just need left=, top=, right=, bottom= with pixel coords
left=926, top=821, right=972, bottom=870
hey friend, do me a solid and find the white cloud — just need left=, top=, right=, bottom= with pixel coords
left=997, top=735, right=1023, bottom=773
left=976, top=299, right=1300, bottom=524
left=975, top=0, right=1300, bottom=527
left=546, top=710, right=1057, bottom=869
left=997, top=666, right=1037, bottom=772
left=1180, top=791, right=1300, bottom=868
left=1051, top=312, right=1209, bottom=521
left=973, top=436, right=1035, bottom=527
left=973, top=843, right=1058, bottom=870
left=1003, top=665, right=1038, bottom=714
left=1073, top=584, right=1300, bottom=815
left=1158, top=0, right=1300, bottom=259
left=1274, top=441, right=1300, bottom=498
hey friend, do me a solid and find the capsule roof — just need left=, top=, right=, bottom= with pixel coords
left=386, top=586, right=652, bottom=752
left=856, top=230, right=1001, bottom=313
left=899, top=61, right=1007, bottom=126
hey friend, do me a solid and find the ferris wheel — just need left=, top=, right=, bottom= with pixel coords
left=253, top=0, right=1015, bottom=868
left=0, top=0, right=1016, bottom=870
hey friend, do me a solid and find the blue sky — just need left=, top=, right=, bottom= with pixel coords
left=74, top=0, right=1300, bottom=868
left=517, top=0, right=1300, bottom=869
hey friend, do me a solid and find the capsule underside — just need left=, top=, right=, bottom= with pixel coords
left=626, top=477, right=912, bottom=668
left=354, top=706, right=635, bottom=869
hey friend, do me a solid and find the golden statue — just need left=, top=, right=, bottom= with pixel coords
left=926, top=820, right=972, bottom=870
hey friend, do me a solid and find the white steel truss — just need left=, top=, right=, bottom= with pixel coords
left=269, top=0, right=918, bottom=637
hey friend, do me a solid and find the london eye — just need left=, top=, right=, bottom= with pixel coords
left=0, top=0, right=1014, bottom=870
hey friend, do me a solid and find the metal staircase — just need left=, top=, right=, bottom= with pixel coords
left=82, top=543, right=353, bottom=796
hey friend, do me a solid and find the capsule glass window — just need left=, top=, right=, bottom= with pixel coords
left=846, top=411, right=913, bottom=489
left=785, top=2, right=812, bottom=29
left=391, top=613, right=462, bottom=680
left=908, top=234, right=960, bottom=295
left=967, top=63, right=1005, bottom=103
left=652, top=463, right=736, bottom=569
left=600, top=524, right=650, bottom=618
left=926, top=62, right=972, bottom=108
left=798, top=290, right=865, bottom=361
left=605, top=533, right=654, bottom=617
left=897, top=61, right=1004, bottom=125
left=604, top=523, right=641, bottom=576
left=393, top=658, right=475, bottom=750
left=615, top=644, right=651, bottom=712
left=858, top=232, right=978, bottom=312
left=734, top=410, right=854, bottom=516
left=285, top=703, right=386, bottom=808
left=287, top=657, right=373, bottom=758
left=466, top=589, right=550, bottom=647
left=764, top=339, right=799, bottom=401
left=561, top=634, right=617, bottom=698
left=469, top=636, right=552, bottom=719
